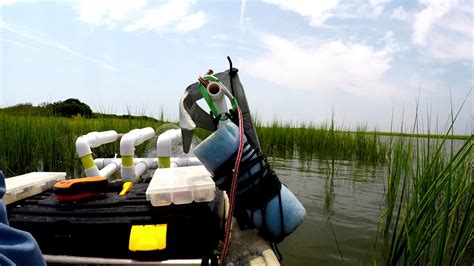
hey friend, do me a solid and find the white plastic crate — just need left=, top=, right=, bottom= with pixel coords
left=4, top=172, right=66, bottom=205
left=146, top=165, right=215, bottom=207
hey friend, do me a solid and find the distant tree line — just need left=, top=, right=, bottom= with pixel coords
left=0, top=98, right=92, bottom=118
left=0, top=99, right=159, bottom=121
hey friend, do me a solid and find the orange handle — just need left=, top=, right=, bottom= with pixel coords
left=55, top=176, right=106, bottom=189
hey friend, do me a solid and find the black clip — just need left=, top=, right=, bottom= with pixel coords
left=227, top=56, right=238, bottom=77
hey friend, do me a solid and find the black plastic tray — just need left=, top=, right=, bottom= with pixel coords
left=7, top=183, right=224, bottom=261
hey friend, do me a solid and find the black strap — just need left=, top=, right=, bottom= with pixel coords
left=212, top=140, right=281, bottom=210
left=278, top=186, right=285, bottom=241
left=210, top=111, right=221, bottom=129
left=270, top=241, right=283, bottom=262
left=211, top=129, right=287, bottom=246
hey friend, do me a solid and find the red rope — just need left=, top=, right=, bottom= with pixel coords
left=198, top=76, right=209, bottom=87
left=220, top=106, right=244, bottom=265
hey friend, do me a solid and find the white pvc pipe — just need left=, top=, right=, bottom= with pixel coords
left=96, top=157, right=201, bottom=169
left=207, top=82, right=228, bottom=117
left=76, top=130, right=118, bottom=177
left=76, top=131, right=118, bottom=157
left=95, top=157, right=201, bottom=170
left=156, top=129, right=182, bottom=158
left=120, top=127, right=155, bottom=181
left=98, top=159, right=121, bottom=178
left=134, top=161, right=149, bottom=178
left=94, top=158, right=158, bottom=170
left=94, top=158, right=110, bottom=170
left=84, top=168, right=100, bottom=178
left=170, top=157, right=202, bottom=168
left=120, top=128, right=155, bottom=156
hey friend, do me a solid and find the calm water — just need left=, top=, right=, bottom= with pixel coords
left=269, top=155, right=387, bottom=265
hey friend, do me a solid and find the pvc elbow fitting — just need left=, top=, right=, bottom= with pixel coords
left=76, top=136, right=92, bottom=158
left=120, top=128, right=155, bottom=156
left=120, top=133, right=137, bottom=157
left=207, top=82, right=228, bottom=116
left=87, top=130, right=118, bottom=148
left=76, top=130, right=118, bottom=157
left=156, top=129, right=182, bottom=158
left=207, top=82, right=225, bottom=101
left=76, top=130, right=118, bottom=177
left=120, top=127, right=156, bottom=181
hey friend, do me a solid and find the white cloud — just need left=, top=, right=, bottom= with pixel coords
left=263, top=0, right=339, bottom=27
left=369, top=0, right=390, bottom=16
left=424, top=33, right=473, bottom=60
left=412, top=0, right=458, bottom=45
left=378, top=31, right=403, bottom=53
left=263, top=0, right=395, bottom=26
left=391, top=6, right=409, bottom=21
left=243, top=33, right=400, bottom=100
left=438, top=8, right=474, bottom=39
left=412, top=0, right=472, bottom=60
left=76, top=0, right=206, bottom=33
left=175, top=11, right=206, bottom=31
left=240, top=0, right=248, bottom=30
left=77, top=0, right=148, bottom=26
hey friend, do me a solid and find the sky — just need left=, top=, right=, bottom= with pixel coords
left=0, top=0, right=472, bottom=134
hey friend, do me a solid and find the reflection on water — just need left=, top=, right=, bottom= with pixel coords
left=269, top=155, right=387, bottom=265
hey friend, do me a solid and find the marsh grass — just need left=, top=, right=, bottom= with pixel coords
left=255, top=120, right=389, bottom=164
left=194, top=119, right=390, bottom=164
left=0, top=114, right=164, bottom=177
left=381, top=99, right=473, bottom=265
left=382, top=134, right=472, bottom=265
left=1, top=111, right=440, bottom=178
